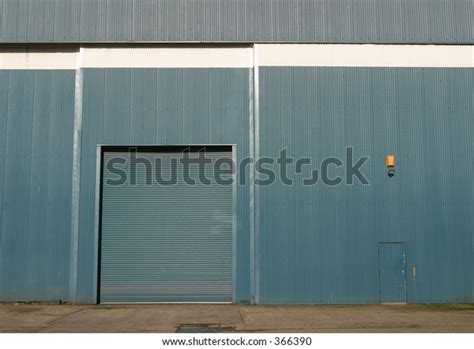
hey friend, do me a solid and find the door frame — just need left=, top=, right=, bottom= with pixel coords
left=377, top=241, right=407, bottom=304
left=92, top=144, right=237, bottom=304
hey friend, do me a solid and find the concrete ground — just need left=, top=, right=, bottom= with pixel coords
left=0, top=303, right=472, bottom=333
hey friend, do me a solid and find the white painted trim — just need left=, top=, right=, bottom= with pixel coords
left=82, top=47, right=253, bottom=68
left=257, top=44, right=474, bottom=67
left=0, top=51, right=77, bottom=70
left=1, top=45, right=472, bottom=70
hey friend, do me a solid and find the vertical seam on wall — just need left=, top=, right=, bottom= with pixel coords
left=254, top=45, right=260, bottom=305
left=24, top=0, right=30, bottom=42
left=92, top=145, right=102, bottom=304
left=131, top=0, right=135, bottom=41
left=0, top=1, right=3, bottom=42
left=45, top=74, right=54, bottom=295
left=232, top=145, right=237, bottom=303
left=0, top=71, right=10, bottom=281
left=52, top=0, right=56, bottom=40
left=253, top=44, right=261, bottom=304
left=248, top=58, right=255, bottom=304
left=25, top=71, right=37, bottom=298
left=69, top=46, right=84, bottom=303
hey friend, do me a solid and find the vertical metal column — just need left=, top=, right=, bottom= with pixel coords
left=69, top=47, right=84, bottom=303
left=250, top=44, right=260, bottom=304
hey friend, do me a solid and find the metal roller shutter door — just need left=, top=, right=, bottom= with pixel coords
left=99, top=148, right=233, bottom=303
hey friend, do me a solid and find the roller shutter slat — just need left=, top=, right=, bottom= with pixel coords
left=100, top=150, right=233, bottom=302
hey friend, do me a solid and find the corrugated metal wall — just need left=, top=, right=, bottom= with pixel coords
left=257, top=67, right=474, bottom=303
left=75, top=68, right=251, bottom=303
left=0, top=70, right=75, bottom=301
left=0, top=0, right=472, bottom=44
left=0, top=47, right=472, bottom=304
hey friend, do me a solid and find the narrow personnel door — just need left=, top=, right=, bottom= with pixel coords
left=378, top=242, right=407, bottom=303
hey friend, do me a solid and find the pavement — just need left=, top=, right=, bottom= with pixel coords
left=0, top=303, right=472, bottom=333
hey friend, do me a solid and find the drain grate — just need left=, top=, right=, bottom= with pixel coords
left=176, top=324, right=236, bottom=333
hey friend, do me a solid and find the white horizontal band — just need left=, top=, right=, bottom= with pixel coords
left=82, top=47, right=253, bottom=68
left=0, top=50, right=77, bottom=70
left=256, top=44, right=474, bottom=67
left=1, top=45, right=472, bottom=69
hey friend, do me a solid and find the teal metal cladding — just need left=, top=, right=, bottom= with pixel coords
left=0, top=0, right=472, bottom=44
left=0, top=63, right=473, bottom=305
left=257, top=67, right=474, bottom=303
left=75, top=68, right=251, bottom=303
left=100, top=148, right=233, bottom=303
left=0, top=70, right=75, bottom=301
